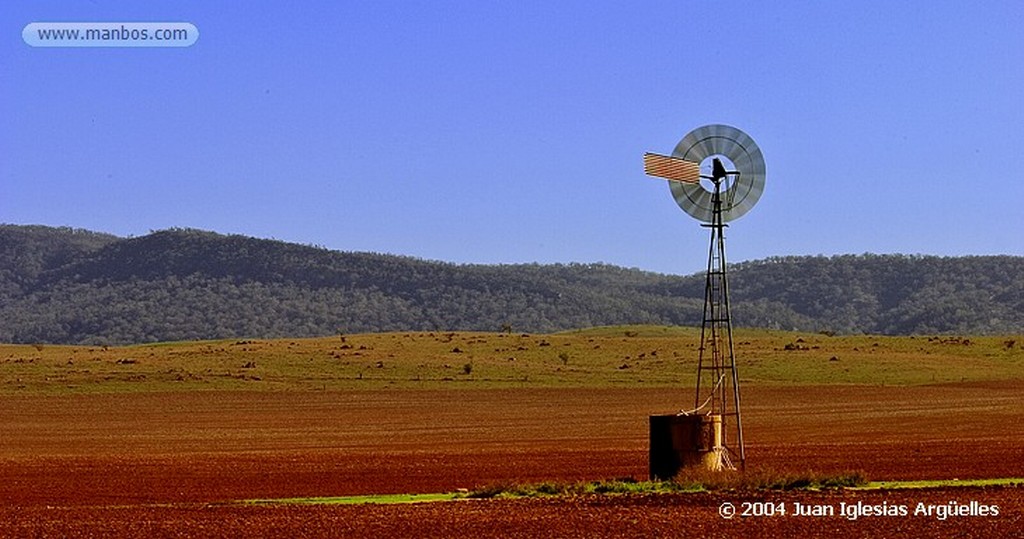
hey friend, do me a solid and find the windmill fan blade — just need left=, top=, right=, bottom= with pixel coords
left=643, top=153, right=701, bottom=183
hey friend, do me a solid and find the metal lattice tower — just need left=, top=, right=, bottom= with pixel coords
left=694, top=168, right=745, bottom=470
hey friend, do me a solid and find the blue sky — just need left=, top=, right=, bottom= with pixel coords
left=3, top=1, right=1022, bottom=275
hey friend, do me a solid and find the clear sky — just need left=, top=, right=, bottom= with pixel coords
left=3, top=1, right=1022, bottom=275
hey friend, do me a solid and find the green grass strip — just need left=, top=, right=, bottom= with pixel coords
left=244, top=477, right=1024, bottom=506
left=861, top=478, right=1024, bottom=490
left=247, top=492, right=460, bottom=505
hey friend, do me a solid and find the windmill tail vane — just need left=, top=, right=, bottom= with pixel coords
left=642, top=152, right=701, bottom=184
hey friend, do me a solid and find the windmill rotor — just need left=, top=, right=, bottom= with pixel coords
left=645, top=124, right=766, bottom=223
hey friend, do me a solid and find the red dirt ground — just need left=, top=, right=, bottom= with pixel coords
left=1, top=383, right=1022, bottom=537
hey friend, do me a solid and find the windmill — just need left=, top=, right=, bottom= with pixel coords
left=643, top=124, right=766, bottom=476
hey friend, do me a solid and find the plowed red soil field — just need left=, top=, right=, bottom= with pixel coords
left=2, top=383, right=1022, bottom=537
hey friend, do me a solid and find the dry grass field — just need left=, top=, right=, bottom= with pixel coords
left=3, top=326, right=1021, bottom=393
left=1, top=327, right=1022, bottom=536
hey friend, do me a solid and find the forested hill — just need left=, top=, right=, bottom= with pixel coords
left=1, top=225, right=1022, bottom=344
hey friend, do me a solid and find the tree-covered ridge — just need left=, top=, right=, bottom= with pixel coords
left=0, top=225, right=1021, bottom=344
left=0, top=225, right=117, bottom=296
left=726, top=255, right=1024, bottom=335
